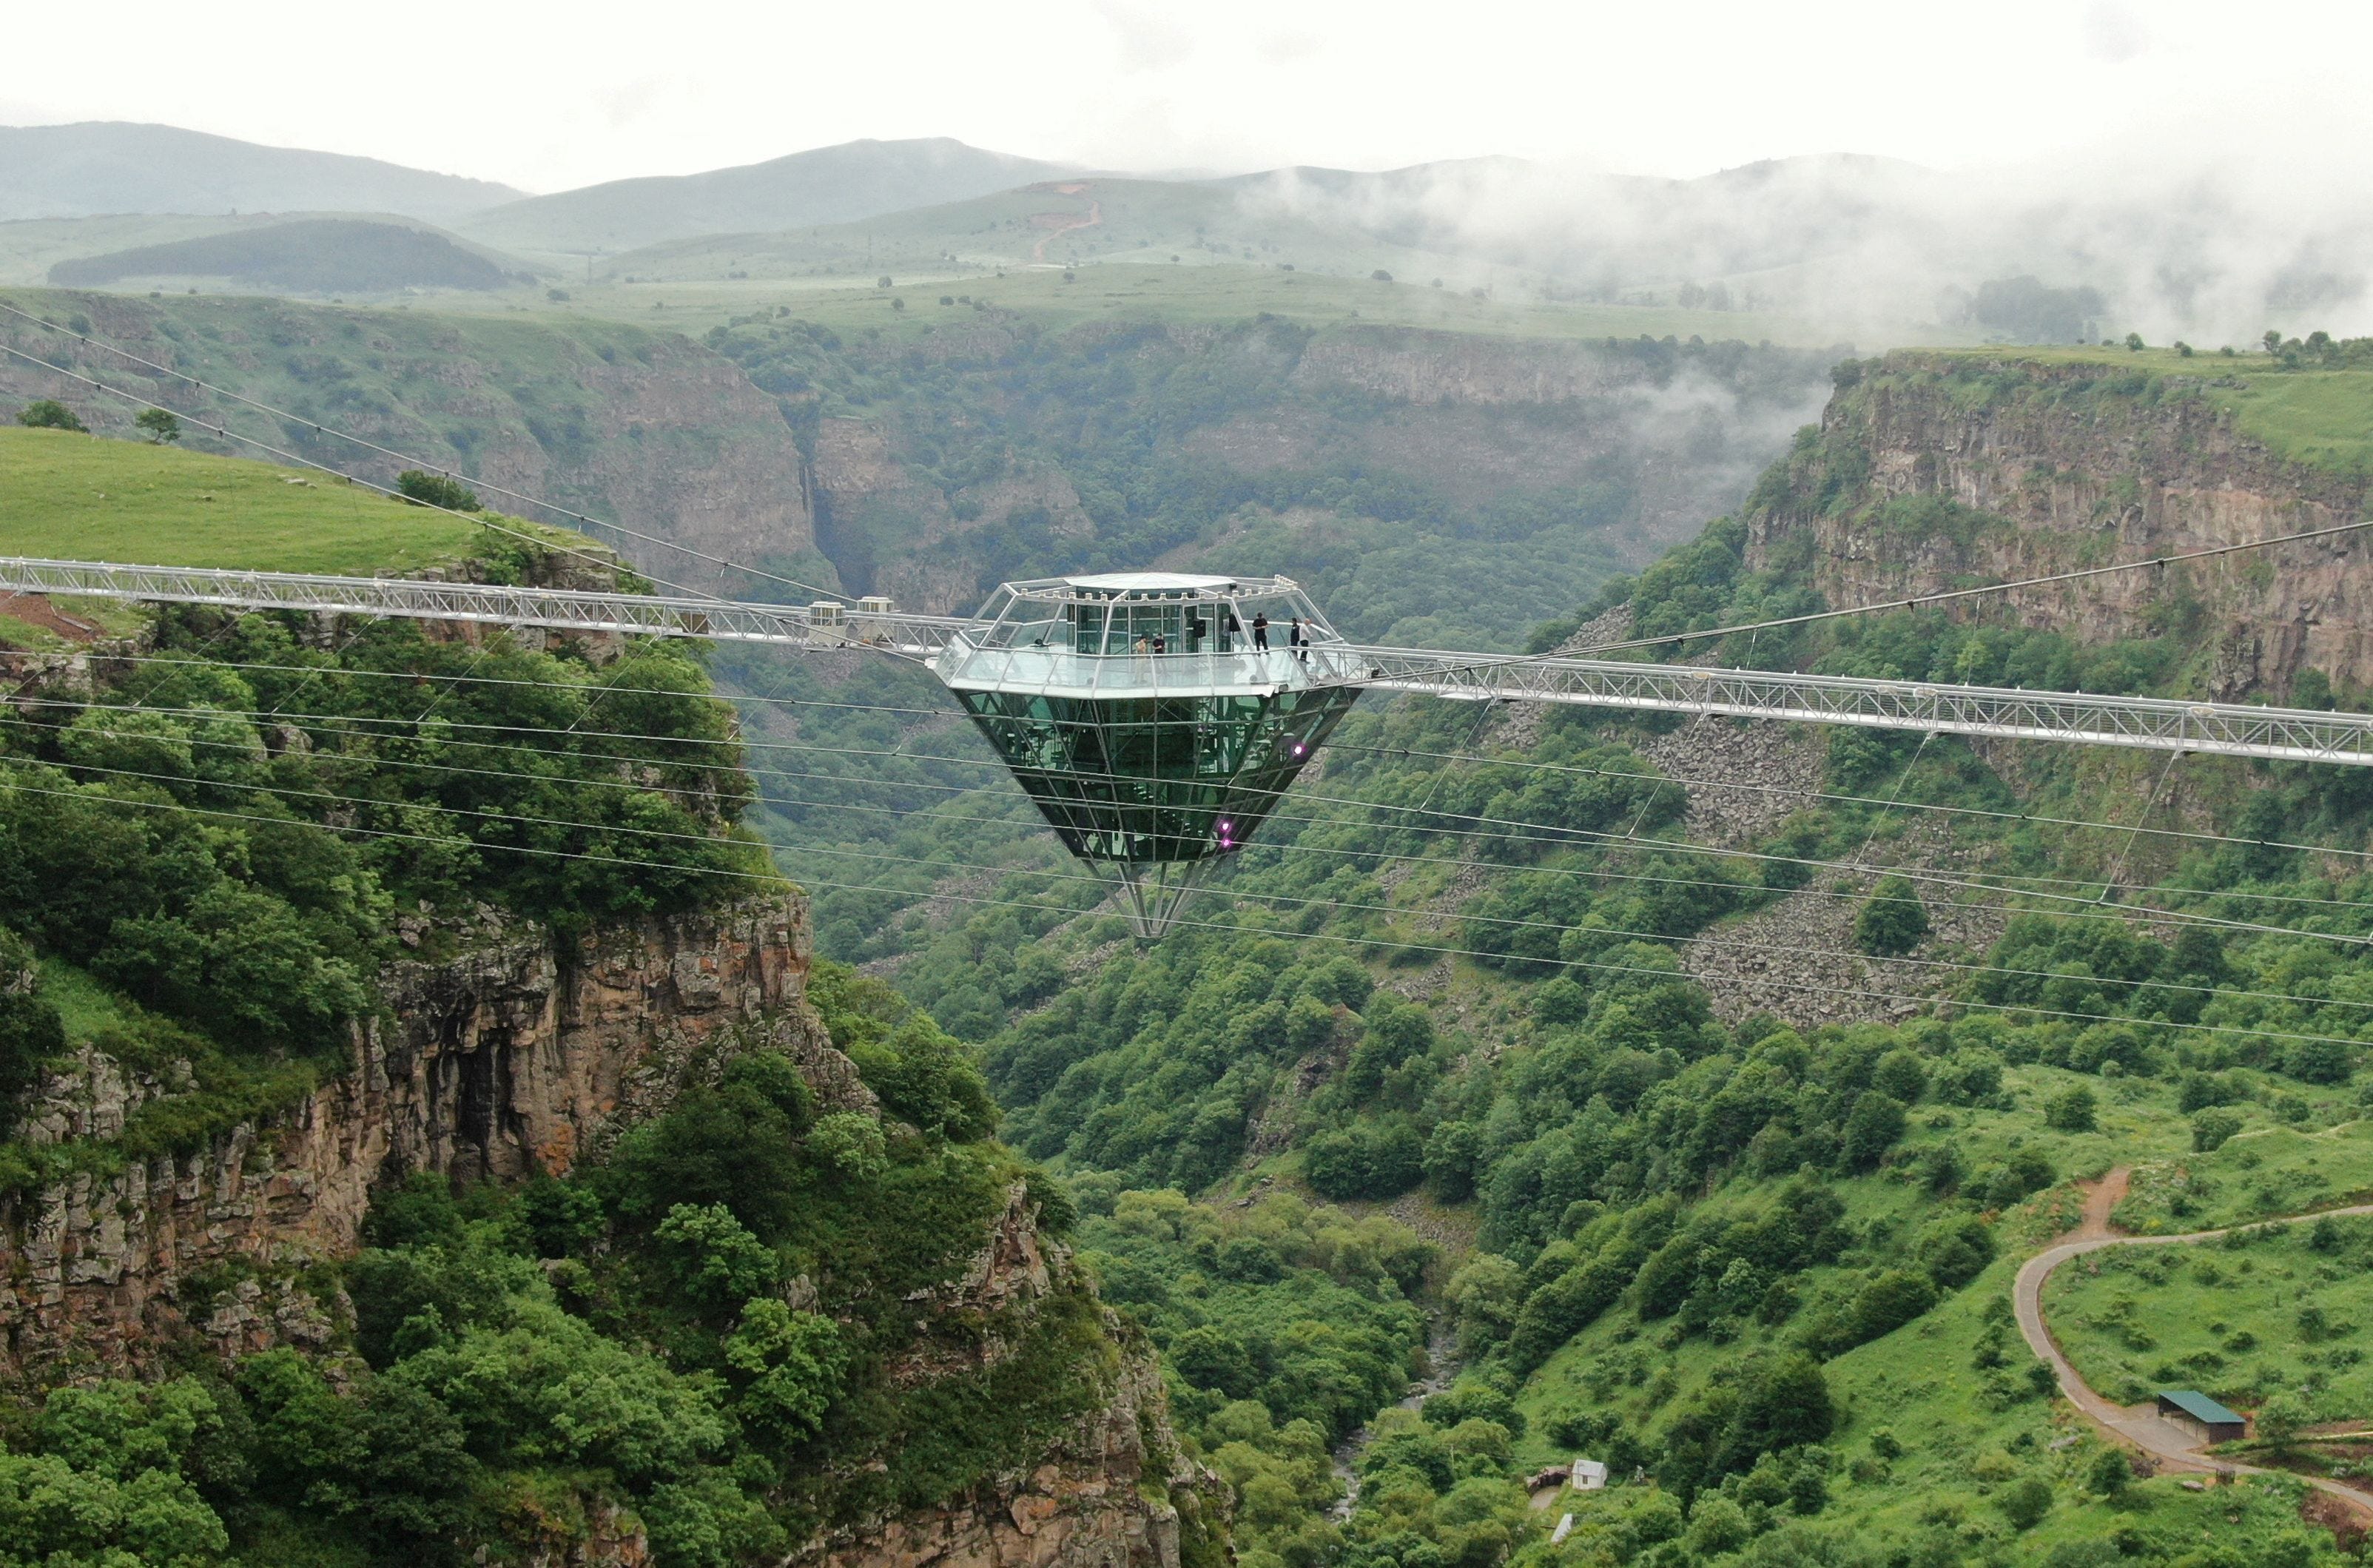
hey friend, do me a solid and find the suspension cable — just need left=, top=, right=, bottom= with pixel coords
left=5, top=768, right=2366, bottom=1054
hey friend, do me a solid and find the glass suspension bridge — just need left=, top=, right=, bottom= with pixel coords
left=8, top=553, right=2373, bottom=938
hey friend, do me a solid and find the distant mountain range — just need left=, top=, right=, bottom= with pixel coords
left=0, top=123, right=524, bottom=223
left=457, top=137, right=1076, bottom=258
left=4, top=121, right=2363, bottom=340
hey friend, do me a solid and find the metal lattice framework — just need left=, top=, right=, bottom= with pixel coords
left=1342, top=645, right=2373, bottom=767
left=6, top=553, right=2373, bottom=768
left=0, top=556, right=968, bottom=658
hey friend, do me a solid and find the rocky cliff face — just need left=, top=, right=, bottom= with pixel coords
left=0, top=886, right=1223, bottom=1567
left=1751, top=352, right=2373, bottom=697
left=807, top=1326, right=1226, bottom=1568
left=787, top=323, right=1830, bottom=614
left=0, top=895, right=840, bottom=1379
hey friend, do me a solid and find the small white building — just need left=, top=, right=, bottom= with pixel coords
left=1572, top=1458, right=1609, bottom=1490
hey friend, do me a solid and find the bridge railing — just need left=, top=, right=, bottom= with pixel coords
left=9, top=553, right=2372, bottom=768
left=1342, top=645, right=2373, bottom=767
left=0, top=556, right=967, bottom=657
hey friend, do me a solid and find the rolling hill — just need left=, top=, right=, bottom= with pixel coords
left=459, top=135, right=1075, bottom=260
left=0, top=121, right=524, bottom=223
left=45, top=216, right=525, bottom=294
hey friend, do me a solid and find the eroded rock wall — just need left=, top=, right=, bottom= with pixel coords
left=0, top=893, right=843, bottom=1379
left=806, top=1328, right=1227, bottom=1568
left=1752, top=354, right=2373, bottom=696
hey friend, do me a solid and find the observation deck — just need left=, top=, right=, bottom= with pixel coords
left=934, top=573, right=1364, bottom=935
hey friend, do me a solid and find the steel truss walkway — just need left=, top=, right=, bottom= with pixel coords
left=7, top=554, right=2372, bottom=769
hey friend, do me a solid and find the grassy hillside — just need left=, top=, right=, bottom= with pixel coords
left=603, top=175, right=1467, bottom=287
left=1935, top=342, right=2373, bottom=476
left=508, top=257, right=1865, bottom=346
left=0, top=289, right=821, bottom=585
left=0, top=423, right=514, bottom=574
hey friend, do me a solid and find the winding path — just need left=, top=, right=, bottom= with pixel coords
left=1029, top=184, right=1103, bottom=263
left=2013, top=1167, right=2373, bottom=1518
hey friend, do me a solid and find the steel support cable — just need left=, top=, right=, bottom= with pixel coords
left=0, top=303, right=850, bottom=604
left=26, top=689, right=2373, bottom=934
left=4, top=768, right=2369, bottom=1055
left=32, top=719, right=2373, bottom=1022
left=0, top=343, right=744, bottom=609
left=1323, top=738, right=2373, bottom=868
left=44, top=658, right=2373, bottom=878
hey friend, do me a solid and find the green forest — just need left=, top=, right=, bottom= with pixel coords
left=722, top=346, right=2373, bottom=1566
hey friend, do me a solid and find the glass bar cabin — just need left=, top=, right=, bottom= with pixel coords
left=933, top=573, right=1367, bottom=937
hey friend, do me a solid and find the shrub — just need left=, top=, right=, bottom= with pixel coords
left=394, top=469, right=480, bottom=511
left=2044, top=1084, right=2098, bottom=1132
left=1999, top=1474, right=2053, bottom=1530
left=18, top=399, right=87, bottom=431
left=1854, top=876, right=1929, bottom=956
left=1840, top=1091, right=1907, bottom=1170
left=135, top=407, right=181, bottom=444
left=2191, top=1107, right=2243, bottom=1153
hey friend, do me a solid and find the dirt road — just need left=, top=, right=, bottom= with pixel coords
left=2013, top=1168, right=2373, bottom=1517
left=1030, top=182, right=1103, bottom=262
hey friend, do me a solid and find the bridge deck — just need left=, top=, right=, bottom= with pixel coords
left=6, top=554, right=2369, bottom=767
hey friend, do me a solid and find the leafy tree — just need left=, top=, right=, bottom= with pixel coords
left=394, top=469, right=480, bottom=511
left=0, top=984, right=65, bottom=1123
left=808, top=1110, right=889, bottom=1181
left=2257, top=1392, right=2309, bottom=1453
left=2086, top=1446, right=2131, bottom=1497
left=2044, top=1083, right=2098, bottom=1133
left=2191, top=1107, right=2243, bottom=1153
left=723, top=1299, right=845, bottom=1441
left=1871, top=1047, right=1928, bottom=1104
left=1853, top=876, right=1929, bottom=956
left=1840, top=1091, right=1907, bottom=1170
left=135, top=406, right=182, bottom=443
left=16, top=398, right=86, bottom=431
left=1999, top=1474, right=2053, bottom=1530
left=655, top=1202, right=783, bottom=1313
left=1714, top=1353, right=1834, bottom=1474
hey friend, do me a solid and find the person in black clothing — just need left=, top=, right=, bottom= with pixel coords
left=1251, top=612, right=1270, bottom=651
left=1186, top=613, right=1205, bottom=651
left=1288, top=617, right=1307, bottom=662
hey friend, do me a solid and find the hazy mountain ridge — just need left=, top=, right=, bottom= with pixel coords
left=457, top=135, right=1077, bottom=259
left=0, top=121, right=524, bottom=223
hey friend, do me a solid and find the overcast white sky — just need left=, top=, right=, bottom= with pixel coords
left=6, top=0, right=2367, bottom=193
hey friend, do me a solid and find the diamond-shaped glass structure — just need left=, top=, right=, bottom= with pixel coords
left=932, top=573, right=1365, bottom=937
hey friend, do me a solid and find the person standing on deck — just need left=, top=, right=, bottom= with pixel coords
left=1252, top=612, right=1270, bottom=652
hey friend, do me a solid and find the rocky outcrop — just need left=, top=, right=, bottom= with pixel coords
left=807, top=1333, right=1228, bottom=1568
left=1752, top=353, right=2373, bottom=697
left=0, top=890, right=1226, bottom=1567
left=0, top=893, right=847, bottom=1380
